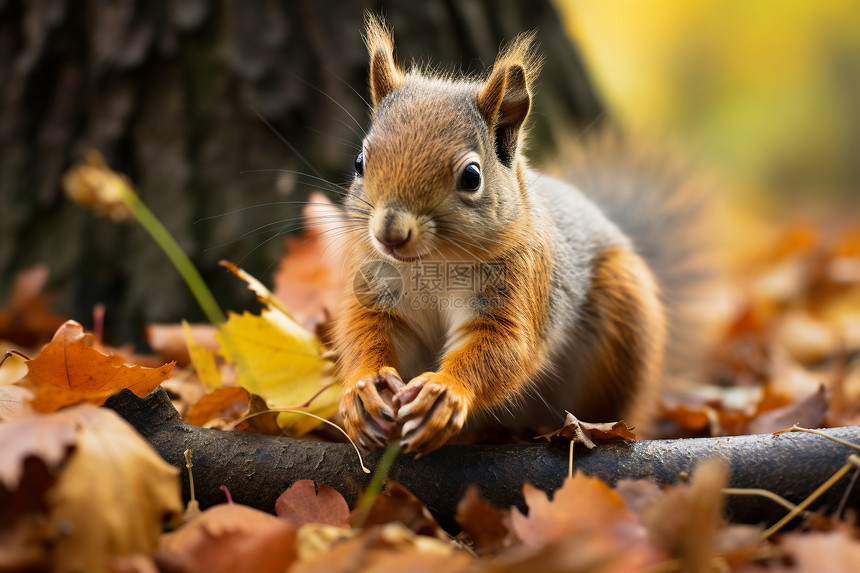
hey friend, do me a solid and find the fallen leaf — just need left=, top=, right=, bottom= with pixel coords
left=747, top=384, right=829, bottom=434
left=275, top=479, right=350, bottom=529
left=507, top=471, right=659, bottom=573
left=294, top=522, right=356, bottom=561
left=291, top=522, right=471, bottom=573
left=0, top=405, right=182, bottom=573
left=273, top=194, right=348, bottom=330
left=181, top=321, right=222, bottom=390
left=0, top=411, right=77, bottom=495
left=613, top=479, right=664, bottom=518
left=218, top=263, right=339, bottom=435
left=156, top=503, right=297, bottom=573
left=25, top=321, right=174, bottom=412
left=643, top=457, right=729, bottom=573
left=356, top=480, right=441, bottom=538
left=183, top=386, right=248, bottom=428
left=48, top=406, right=183, bottom=573
left=0, top=384, right=35, bottom=422
left=0, top=266, right=67, bottom=347
left=456, top=485, right=509, bottom=555
left=145, top=322, right=219, bottom=369
left=536, top=410, right=636, bottom=448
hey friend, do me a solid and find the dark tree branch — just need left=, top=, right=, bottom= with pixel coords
left=106, top=388, right=860, bottom=532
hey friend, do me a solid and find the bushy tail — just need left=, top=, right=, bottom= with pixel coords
left=562, top=128, right=715, bottom=377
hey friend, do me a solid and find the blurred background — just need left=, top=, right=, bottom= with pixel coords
left=1, top=0, right=858, bottom=348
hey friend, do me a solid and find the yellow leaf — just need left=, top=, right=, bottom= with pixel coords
left=217, top=263, right=340, bottom=436
left=47, top=405, right=182, bottom=573
left=183, top=320, right=222, bottom=391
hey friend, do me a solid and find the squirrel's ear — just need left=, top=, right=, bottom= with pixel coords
left=364, top=14, right=404, bottom=108
left=478, top=33, right=540, bottom=166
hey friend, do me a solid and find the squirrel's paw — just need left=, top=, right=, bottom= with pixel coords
left=339, top=366, right=404, bottom=448
left=393, top=372, right=469, bottom=454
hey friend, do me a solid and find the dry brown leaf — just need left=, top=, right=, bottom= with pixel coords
left=0, top=266, right=67, bottom=348
left=455, top=485, right=509, bottom=555
left=273, top=193, right=347, bottom=330
left=355, top=480, right=441, bottom=537
left=25, top=320, right=174, bottom=412
left=771, top=528, right=860, bottom=573
left=0, top=408, right=78, bottom=491
left=612, top=479, right=664, bottom=518
left=0, top=412, right=76, bottom=571
left=48, top=406, right=182, bottom=573
left=291, top=522, right=471, bottom=573
left=156, top=503, right=297, bottom=573
left=507, top=471, right=656, bottom=573
left=0, top=384, right=35, bottom=422
left=643, top=457, right=729, bottom=573
left=183, top=387, right=248, bottom=428
left=275, top=479, right=350, bottom=529
left=747, top=384, right=829, bottom=434
left=536, top=410, right=636, bottom=448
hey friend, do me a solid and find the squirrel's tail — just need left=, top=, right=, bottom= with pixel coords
left=563, top=128, right=716, bottom=378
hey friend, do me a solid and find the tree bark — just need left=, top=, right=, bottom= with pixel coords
left=0, top=0, right=602, bottom=346
left=106, top=388, right=860, bottom=533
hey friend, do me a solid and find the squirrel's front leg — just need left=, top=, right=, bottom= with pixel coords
left=394, top=314, right=549, bottom=453
left=335, top=301, right=405, bottom=447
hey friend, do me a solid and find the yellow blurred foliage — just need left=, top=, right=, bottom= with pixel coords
left=557, top=0, right=860, bottom=199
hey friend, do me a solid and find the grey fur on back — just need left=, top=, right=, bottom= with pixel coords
left=559, top=129, right=713, bottom=376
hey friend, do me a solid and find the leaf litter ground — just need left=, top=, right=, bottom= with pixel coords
left=3, top=186, right=860, bottom=570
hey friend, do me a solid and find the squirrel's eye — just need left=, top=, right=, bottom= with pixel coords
left=354, top=151, right=365, bottom=177
left=458, top=162, right=481, bottom=191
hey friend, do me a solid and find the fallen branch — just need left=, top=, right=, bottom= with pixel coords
left=105, top=388, right=860, bottom=531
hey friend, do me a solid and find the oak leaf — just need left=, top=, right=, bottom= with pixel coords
left=25, top=320, right=174, bottom=412
left=537, top=410, right=636, bottom=448
left=275, top=479, right=350, bottom=529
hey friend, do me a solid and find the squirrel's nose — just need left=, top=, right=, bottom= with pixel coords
left=376, top=228, right=412, bottom=249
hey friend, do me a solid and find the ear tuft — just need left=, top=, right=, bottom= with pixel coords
left=478, top=32, right=542, bottom=166
left=363, top=13, right=404, bottom=108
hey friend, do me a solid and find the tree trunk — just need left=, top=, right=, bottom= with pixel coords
left=0, top=0, right=602, bottom=346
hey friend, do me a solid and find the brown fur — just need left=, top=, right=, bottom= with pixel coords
left=570, top=247, right=666, bottom=429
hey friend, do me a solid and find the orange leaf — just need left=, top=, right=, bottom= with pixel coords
left=275, top=479, right=350, bottom=529
left=25, top=320, right=173, bottom=412
left=455, top=485, right=509, bottom=555
left=273, top=194, right=347, bottom=330
left=157, top=503, right=297, bottom=573
left=510, top=472, right=632, bottom=547
left=184, top=387, right=249, bottom=427
left=0, top=265, right=66, bottom=347
left=353, top=480, right=441, bottom=537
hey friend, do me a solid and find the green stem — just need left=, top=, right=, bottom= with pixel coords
left=351, top=442, right=401, bottom=529
left=124, top=192, right=226, bottom=325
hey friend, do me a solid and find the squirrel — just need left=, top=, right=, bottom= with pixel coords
left=331, top=15, right=707, bottom=453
